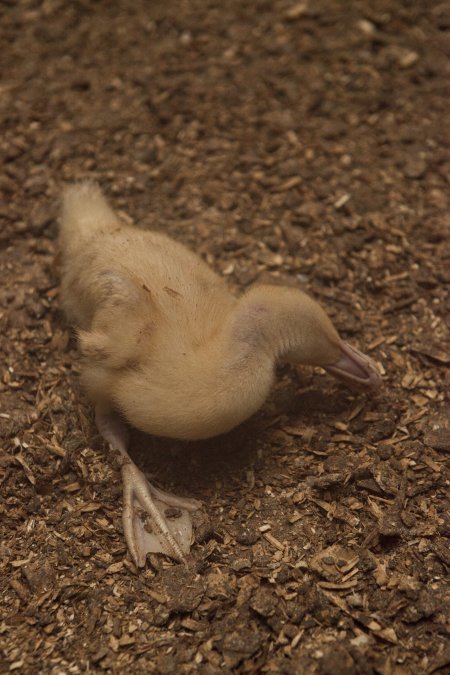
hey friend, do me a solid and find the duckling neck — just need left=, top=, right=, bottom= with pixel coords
left=188, top=315, right=277, bottom=437
left=193, top=289, right=296, bottom=432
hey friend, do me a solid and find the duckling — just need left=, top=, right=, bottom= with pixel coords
left=59, top=182, right=381, bottom=567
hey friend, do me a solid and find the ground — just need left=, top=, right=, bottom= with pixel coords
left=0, top=1, right=449, bottom=673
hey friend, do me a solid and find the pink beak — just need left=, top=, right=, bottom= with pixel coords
left=324, top=341, right=382, bottom=390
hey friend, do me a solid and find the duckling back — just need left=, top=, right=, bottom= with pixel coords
left=59, top=182, right=235, bottom=344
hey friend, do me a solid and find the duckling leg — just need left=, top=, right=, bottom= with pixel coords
left=95, top=405, right=200, bottom=567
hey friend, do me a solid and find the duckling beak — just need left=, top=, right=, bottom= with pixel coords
left=324, top=341, right=382, bottom=390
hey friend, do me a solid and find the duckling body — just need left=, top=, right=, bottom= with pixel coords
left=61, top=217, right=273, bottom=440
left=60, top=182, right=381, bottom=566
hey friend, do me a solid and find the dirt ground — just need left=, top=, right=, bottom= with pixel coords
left=1, top=1, right=449, bottom=673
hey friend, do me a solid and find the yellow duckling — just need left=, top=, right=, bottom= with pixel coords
left=59, top=182, right=381, bottom=567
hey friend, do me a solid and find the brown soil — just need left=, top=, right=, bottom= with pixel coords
left=1, top=1, right=449, bottom=673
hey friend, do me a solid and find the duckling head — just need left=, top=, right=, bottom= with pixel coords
left=234, top=285, right=382, bottom=391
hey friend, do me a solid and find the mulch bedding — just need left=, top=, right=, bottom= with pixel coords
left=0, top=1, right=449, bottom=673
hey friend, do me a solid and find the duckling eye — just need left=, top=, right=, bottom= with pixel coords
left=232, top=303, right=268, bottom=347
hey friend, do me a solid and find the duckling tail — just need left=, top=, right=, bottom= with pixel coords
left=60, top=181, right=120, bottom=255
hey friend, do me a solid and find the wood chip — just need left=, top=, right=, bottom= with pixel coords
left=317, top=580, right=359, bottom=590
left=271, top=176, right=302, bottom=192
left=262, top=532, right=285, bottom=551
left=285, top=2, right=308, bottom=19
